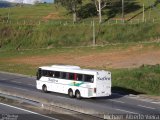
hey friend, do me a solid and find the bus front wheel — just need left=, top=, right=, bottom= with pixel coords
left=42, top=85, right=47, bottom=93
left=68, top=89, right=74, bottom=98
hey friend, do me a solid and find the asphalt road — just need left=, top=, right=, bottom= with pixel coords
left=0, top=72, right=160, bottom=118
left=0, top=103, right=58, bottom=120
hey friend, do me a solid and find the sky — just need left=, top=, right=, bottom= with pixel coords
left=2, top=0, right=54, bottom=4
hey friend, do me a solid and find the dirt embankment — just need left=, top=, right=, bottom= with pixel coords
left=6, top=45, right=160, bottom=69
left=43, top=12, right=64, bottom=21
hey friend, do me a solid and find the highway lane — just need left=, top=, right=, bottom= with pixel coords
left=0, top=72, right=160, bottom=115
left=0, top=103, right=58, bottom=120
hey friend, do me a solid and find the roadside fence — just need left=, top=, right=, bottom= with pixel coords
left=0, top=18, right=160, bottom=26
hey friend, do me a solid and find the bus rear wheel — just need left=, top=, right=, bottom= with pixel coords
left=42, top=85, right=47, bottom=93
left=68, top=89, right=74, bottom=98
left=75, top=90, right=81, bottom=99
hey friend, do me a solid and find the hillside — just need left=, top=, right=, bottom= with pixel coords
left=0, top=1, right=15, bottom=8
left=0, top=0, right=160, bottom=21
left=0, top=0, right=160, bottom=49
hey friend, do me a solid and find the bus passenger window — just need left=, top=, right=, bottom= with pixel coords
left=84, top=75, right=94, bottom=83
left=68, top=73, right=74, bottom=80
left=48, top=71, right=53, bottom=77
left=77, top=74, right=83, bottom=81
left=61, top=72, right=67, bottom=79
left=54, top=71, right=60, bottom=78
left=42, top=70, right=47, bottom=77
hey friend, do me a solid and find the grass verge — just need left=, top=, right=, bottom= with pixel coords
left=112, top=64, right=160, bottom=96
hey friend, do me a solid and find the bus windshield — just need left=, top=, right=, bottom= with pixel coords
left=36, top=69, right=42, bottom=80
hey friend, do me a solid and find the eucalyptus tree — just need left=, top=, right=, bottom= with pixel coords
left=93, top=0, right=108, bottom=23
left=55, top=0, right=82, bottom=23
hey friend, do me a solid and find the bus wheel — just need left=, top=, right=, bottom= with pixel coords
left=75, top=90, right=81, bottom=99
left=68, top=89, right=74, bottom=98
left=42, top=85, right=47, bottom=93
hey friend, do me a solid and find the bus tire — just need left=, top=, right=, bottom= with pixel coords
left=68, top=89, right=74, bottom=98
left=75, top=90, right=81, bottom=99
left=42, top=85, right=47, bottom=93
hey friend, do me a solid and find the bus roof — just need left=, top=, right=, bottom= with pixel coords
left=39, top=65, right=105, bottom=74
left=51, top=65, right=81, bottom=70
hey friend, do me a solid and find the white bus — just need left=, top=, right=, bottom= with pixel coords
left=36, top=65, right=111, bottom=99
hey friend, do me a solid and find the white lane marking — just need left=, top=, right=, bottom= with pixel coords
left=12, top=87, right=30, bottom=91
left=110, top=100, right=125, bottom=104
left=137, top=99, right=153, bottom=102
left=12, top=81, right=22, bottom=84
left=127, top=96, right=156, bottom=103
left=115, top=108, right=138, bottom=114
left=28, top=84, right=35, bottom=86
left=114, top=93, right=159, bottom=105
left=0, top=103, right=59, bottom=120
left=11, top=80, right=35, bottom=87
left=152, top=102, right=160, bottom=104
left=0, top=71, right=35, bottom=79
left=8, top=80, right=35, bottom=87
left=138, top=105, right=156, bottom=110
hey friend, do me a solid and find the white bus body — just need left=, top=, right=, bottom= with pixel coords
left=36, top=65, right=111, bottom=98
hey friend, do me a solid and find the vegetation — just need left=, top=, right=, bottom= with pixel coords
left=0, top=0, right=160, bottom=49
left=93, top=0, right=109, bottom=23
left=54, top=0, right=82, bottom=23
left=0, top=22, right=160, bottom=49
left=0, top=0, right=160, bottom=21
left=112, top=64, right=160, bottom=96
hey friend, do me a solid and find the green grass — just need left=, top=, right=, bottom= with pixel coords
left=0, top=22, right=160, bottom=49
left=1, top=42, right=160, bottom=58
left=112, top=64, right=160, bottom=95
left=0, top=1, right=160, bottom=49
left=123, top=0, right=160, bottom=20
left=0, top=0, right=160, bottom=22
left=0, top=4, right=67, bottom=21
left=0, top=61, right=36, bottom=76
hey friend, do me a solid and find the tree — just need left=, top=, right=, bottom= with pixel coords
left=93, top=0, right=108, bottom=23
left=55, top=0, right=82, bottom=23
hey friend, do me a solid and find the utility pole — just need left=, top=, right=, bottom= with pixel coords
left=93, top=20, right=96, bottom=46
left=148, top=0, right=151, bottom=20
left=142, top=3, right=145, bottom=22
left=122, top=0, right=125, bottom=23
left=8, top=8, right=10, bottom=21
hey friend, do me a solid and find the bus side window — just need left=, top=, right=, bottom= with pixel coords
left=68, top=73, right=74, bottom=80
left=61, top=72, right=67, bottom=79
left=77, top=74, right=83, bottom=81
left=42, top=70, right=47, bottom=77
left=48, top=71, right=53, bottom=77
left=54, top=71, right=60, bottom=78
left=84, top=75, right=94, bottom=83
